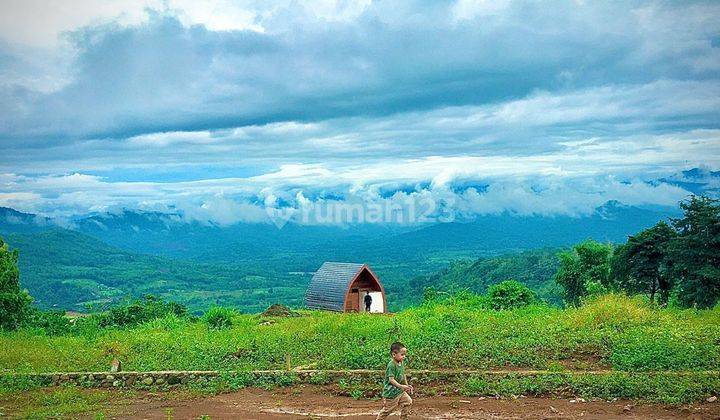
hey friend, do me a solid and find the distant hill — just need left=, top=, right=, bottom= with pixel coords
left=409, top=248, right=564, bottom=305
left=0, top=197, right=683, bottom=312
left=5, top=228, right=309, bottom=313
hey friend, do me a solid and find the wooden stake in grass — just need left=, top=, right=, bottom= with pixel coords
left=285, top=353, right=292, bottom=371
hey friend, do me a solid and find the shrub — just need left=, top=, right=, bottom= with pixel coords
left=24, top=309, right=72, bottom=335
left=94, top=295, right=188, bottom=328
left=487, top=280, right=537, bottom=310
left=203, top=306, right=235, bottom=330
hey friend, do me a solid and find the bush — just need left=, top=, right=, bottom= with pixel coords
left=95, top=295, right=189, bottom=328
left=24, top=309, right=72, bottom=335
left=487, top=280, right=537, bottom=310
left=203, top=306, right=235, bottom=330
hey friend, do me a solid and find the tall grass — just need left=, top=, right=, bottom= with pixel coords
left=1, top=294, right=718, bottom=373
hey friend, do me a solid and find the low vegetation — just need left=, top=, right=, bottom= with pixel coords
left=1, top=293, right=718, bottom=375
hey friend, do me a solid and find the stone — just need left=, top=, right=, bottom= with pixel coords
left=550, top=406, right=559, bottom=414
left=167, top=375, right=180, bottom=385
left=623, top=404, right=634, bottom=412
left=106, top=375, right=115, bottom=381
left=112, top=380, right=122, bottom=387
left=155, top=377, right=166, bottom=385
left=142, top=377, right=154, bottom=386
left=707, top=396, right=718, bottom=403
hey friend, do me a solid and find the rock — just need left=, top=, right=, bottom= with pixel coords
left=112, top=380, right=122, bottom=387
left=577, top=398, right=586, bottom=403
left=142, top=377, right=154, bottom=386
left=569, top=399, right=577, bottom=403
left=167, top=376, right=180, bottom=385
left=623, top=404, right=634, bottom=412
left=707, top=396, right=718, bottom=403
left=155, top=377, right=165, bottom=385
left=106, top=375, right=114, bottom=381
left=550, top=406, right=559, bottom=414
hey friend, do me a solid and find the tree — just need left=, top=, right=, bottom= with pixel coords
left=611, top=221, right=676, bottom=303
left=0, top=238, right=32, bottom=330
left=553, top=239, right=614, bottom=306
left=666, top=195, right=720, bottom=309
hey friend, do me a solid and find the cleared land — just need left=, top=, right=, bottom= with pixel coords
left=2, top=385, right=720, bottom=419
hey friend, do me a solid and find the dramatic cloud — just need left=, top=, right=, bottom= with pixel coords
left=0, top=1, right=718, bottom=223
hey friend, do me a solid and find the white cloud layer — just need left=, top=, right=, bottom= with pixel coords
left=0, top=1, right=718, bottom=223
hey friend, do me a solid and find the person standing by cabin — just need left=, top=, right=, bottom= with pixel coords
left=376, top=341, right=413, bottom=420
left=364, top=292, right=372, bottom=312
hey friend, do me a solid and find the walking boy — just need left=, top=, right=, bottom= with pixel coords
left=376, top=341, right=413, bottom=419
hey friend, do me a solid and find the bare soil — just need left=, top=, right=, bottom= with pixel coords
left=112, top=385, right=720, bottom=419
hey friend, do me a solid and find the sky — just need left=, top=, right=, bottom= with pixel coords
left=1, top=0, right=719, bottom=225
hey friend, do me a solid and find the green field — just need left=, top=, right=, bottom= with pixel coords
left=2, top=294, right=718, bottom=374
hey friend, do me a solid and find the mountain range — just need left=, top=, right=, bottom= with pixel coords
left=0, top=195, right=685, bottom=312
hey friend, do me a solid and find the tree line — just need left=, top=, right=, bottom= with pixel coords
left=554, top=194, right=719, bottom=308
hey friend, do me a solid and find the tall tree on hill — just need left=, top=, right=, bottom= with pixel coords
left=0, top=238, right=32, bottom=330
left=553, top=239, right=614, bottom=306
left=611, top=221, right=677, bottom=304
left=666, top=195, right=720, bottom=309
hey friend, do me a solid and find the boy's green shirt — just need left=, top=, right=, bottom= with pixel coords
left=382, top=359, right=405, bottom=399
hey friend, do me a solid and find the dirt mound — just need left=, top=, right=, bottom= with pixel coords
left=261, top=304, right=300, bottom=317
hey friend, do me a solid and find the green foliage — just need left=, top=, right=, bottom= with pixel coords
left=606, top=194, right=720, bottom=308
left=95, top=295, right=189, bottom=328
left=553, top=239, right=614, bottom=306
left=411, top=248, right=563, bottom=306
left=0, top=238, right=32, bottom=331
left=2, top=294, right=718, bottom=376
left=202, top=306, right=235, bottom=330
left=0, top=386, right=123, bottom=418
left=611, top=221, right=676, bottom=304
left=666, top=195, right=720, bottom=309
left=24, top=309, right=72, bottom=335
left=486, top=280, right=537, bottom=310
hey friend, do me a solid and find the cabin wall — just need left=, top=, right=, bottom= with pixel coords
left=343, top=269, right=385, bottom=313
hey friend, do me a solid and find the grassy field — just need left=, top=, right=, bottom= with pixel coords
left=1, top=294, right=719, bottom=418
left=2, top=294, right=718, bottom=373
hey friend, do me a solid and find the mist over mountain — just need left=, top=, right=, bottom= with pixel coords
left=0, top=192, right=685, bottom=312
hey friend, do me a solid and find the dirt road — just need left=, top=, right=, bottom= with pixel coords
left=117, top=385, right=720, bottom=419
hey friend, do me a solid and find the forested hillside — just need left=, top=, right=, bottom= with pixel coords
left=409, top=248, right=564, bottom=304
left=0, top=200, right=682, bottom=312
